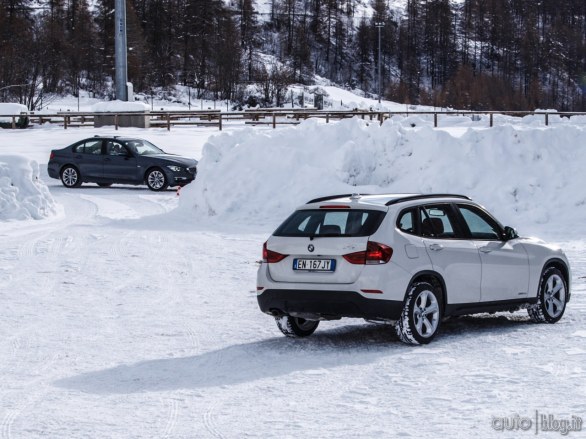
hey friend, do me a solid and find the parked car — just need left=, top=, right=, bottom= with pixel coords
left=47, top=136, right=197, bottom=191
left=256, top=193, right=571, bottom=344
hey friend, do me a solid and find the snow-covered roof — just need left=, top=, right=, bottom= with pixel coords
left=92, top=101, right=150, bottom=112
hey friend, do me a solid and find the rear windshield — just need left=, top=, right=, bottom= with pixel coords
left=274, top=209, right=386, bottom=237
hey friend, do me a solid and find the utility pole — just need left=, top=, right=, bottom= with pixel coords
left=375, top=22, right=384, bottom=104
left=115, top=0, right=128, bottom=101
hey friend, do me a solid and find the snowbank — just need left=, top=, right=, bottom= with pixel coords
left=0, top=155, right=57, bottom=221
left=0, top=103, right=28, bottom=124
left=178, top=118, right=586, bottom=236
left=92, top=101, right=149, bottom=112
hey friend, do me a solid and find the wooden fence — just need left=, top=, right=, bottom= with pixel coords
left=1, top=109, right=585, bottom=131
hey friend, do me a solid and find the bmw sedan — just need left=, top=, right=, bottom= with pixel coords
left=47, top=136, right=198, bottom=191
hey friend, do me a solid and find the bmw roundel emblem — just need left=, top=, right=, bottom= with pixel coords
left=308, top=244, right=315, bottom=252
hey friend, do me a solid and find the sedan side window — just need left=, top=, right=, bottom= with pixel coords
left=419, top=205, right=461, bottom=239
left=458, top=205, right=502, bottom=240
left=74, top=140, right=102, bottom=155
left=106, top=141, right=129, bottom=156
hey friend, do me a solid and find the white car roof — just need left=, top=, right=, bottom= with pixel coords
left=302, top=193, right=472, bottom=210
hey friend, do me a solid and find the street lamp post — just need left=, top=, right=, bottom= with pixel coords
left=114, top=0, right=128, bottom=101
left=375, top=22, right=384, bottom=104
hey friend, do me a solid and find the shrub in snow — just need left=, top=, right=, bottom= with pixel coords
left=0, top=155, right=57, bottom=221
left=178, top=117, right=586, bottom=234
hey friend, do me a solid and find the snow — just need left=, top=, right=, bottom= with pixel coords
left=0, top=155, right=56, bottom=221
left=1, top=107, right=585, bottom=437
left=92, top=100, right=150, bottom=112
left=179, top=117, right=586, bottom=238
left=0, top=103, right=28, bottom=123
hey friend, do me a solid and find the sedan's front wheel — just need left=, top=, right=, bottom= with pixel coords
left=60, top=165, right=82, bottom=188
left=146, top=168, right=168, bottom=191
left=395, top=282, right=442, bottom=345
left=528, top=267, right=567, bottom=323
left=275, top=316, right=319, bottom=338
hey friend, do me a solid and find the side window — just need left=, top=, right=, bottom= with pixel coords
left=106, top=141, right=129, bottom=156
left=458, top=205, right=502, bottom=240
left=73, top=140, right=102, bottom=154
left=419, top=204, right=461, bottom=239
left=397, top=209, right=416, bottom=234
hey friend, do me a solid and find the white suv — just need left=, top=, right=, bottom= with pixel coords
left=256, top=194, right=571, bottom=344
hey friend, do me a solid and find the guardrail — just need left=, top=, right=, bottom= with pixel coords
left=1, top=110, right=585, bottom=131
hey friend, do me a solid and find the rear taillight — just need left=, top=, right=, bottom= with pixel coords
left=262, top=241, right=288, bottom=263
left=49, top=151, right=55, bottom=160
left=343, top=241, right=393, bottom=265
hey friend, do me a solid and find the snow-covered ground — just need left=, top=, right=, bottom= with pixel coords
left=1, top=118, right=585, bottom=438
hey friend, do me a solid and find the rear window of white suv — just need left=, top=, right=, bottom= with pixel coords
left=274, top=209, right=386, bottom=237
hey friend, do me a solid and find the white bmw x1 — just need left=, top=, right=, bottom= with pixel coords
left=256, top=194, right=571, bottom=344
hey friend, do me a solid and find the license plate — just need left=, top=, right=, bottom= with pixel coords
left=293, top=258, right=336, bottom=272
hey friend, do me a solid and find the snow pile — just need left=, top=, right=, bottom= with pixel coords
left=92, top=101, right=149, bottom=112
left=0, top=155, right=57, bottom=221
left=178, top=117, right=586, bottom=235
left=0, top=103, right=28, bottom=123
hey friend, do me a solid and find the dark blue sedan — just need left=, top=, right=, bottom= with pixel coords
left=47, top=136, right=198, bottom=191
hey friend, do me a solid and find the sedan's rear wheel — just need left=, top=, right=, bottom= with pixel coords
left=275, top=316, right=319, bottom=338
left=60, top=165, right=82, bottom=188
left=528, top=267, right=567, bottom=323
left=395, top=282, right=442, bottom=345
left=146, top=168, right=168, bottom=191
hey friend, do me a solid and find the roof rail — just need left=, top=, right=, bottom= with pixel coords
left=385, top=194, right=471, bottom=206
left=306, top=194, right=355, bottom=204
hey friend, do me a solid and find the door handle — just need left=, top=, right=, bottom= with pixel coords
left=479, top=246, right=492, bottom=253
left=429, top=243, right=443, bottom=251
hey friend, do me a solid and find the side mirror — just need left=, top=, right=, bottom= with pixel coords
left=503, top=226, right=518, bottom=241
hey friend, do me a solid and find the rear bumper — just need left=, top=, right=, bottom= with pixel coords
left=47, top=163, right=59, bottom=179
left=257, top=289, right=403, bottom=321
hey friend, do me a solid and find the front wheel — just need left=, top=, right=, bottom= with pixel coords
left=146, top=168, right=168, bottom=191
left=395, top=282, right=442, bottom=345
left=275, top=316, right=319, bottom=338
left=60, top=165, right=82, bottom=188
left=528, top=267, right=567, bottom=323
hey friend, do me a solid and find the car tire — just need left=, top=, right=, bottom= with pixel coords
left=528, top=267, right=567, bottom=323
left=97, top=183, right=112, bottom=187
left=60, top=165, right=82, bottom=188
left=146, top=168, right=168, bottom=191
left=395, top=282, right=442, bottom=345
left=275, top=316, right=319, bottom=338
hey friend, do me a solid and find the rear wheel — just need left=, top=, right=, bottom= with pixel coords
left=275, top=316, right=319, bottom=338
left=395, top=282, right=442, bottom=345
left=60, top=165, right=82, bottom=188
left=528, top=267, right=567, bottom=323
left=146, top=168, right=168, bottom=191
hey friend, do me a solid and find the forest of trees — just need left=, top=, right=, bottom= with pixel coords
left=1, top=0, right=585, bottom=110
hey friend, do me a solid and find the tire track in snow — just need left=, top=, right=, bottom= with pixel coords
left=160, top=398, right=179, bottom=439
left=203, top=402, right=225, bottom=439
left=0, top=353, right=58, bottom=439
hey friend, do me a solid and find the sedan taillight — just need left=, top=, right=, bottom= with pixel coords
left=263, top=241, right=288, bottom=263
left=343, top=241, right=393, bottom=265
left=49, top=151, right=55, bottom=160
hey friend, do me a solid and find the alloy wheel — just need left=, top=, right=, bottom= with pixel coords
left=413, top=290, right=440, bottom=338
